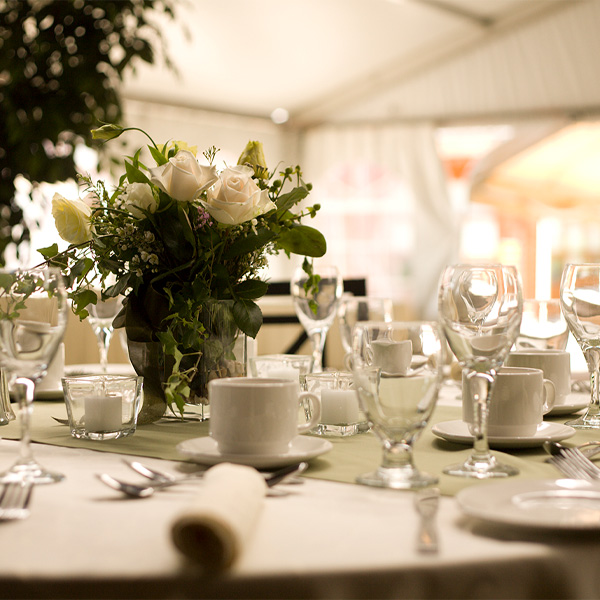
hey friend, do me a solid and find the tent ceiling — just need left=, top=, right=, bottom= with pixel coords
left=122, top=0, right=597, bottom=129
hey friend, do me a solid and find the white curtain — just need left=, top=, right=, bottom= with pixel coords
left=299, top=122, right=459, bottom=319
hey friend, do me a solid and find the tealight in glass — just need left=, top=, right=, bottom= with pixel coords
left=304, top=372, right=369, bottom=436
left=62, top=375, right=143, bottom=440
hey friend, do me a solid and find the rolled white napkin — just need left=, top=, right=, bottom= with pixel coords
left=171, top=462, right=267, bottom=570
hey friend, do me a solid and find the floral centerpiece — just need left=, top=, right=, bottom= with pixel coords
left=40, top=124, right=325, bottom=421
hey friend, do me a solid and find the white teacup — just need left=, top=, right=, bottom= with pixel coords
left=462, top=366, right=555, bottom=437
left=209, top=377, right=321, bottom=455
left=371, top=339, right=412, bottom=375
left=505, top=349, right=571, bottom=405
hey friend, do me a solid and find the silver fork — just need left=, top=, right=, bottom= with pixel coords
left=548, top=448, right=600, bottom=481
left=0, top=481, right=33, bottom=520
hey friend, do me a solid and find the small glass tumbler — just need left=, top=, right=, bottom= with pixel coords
left=305, top=371, right=369, bottom=436
left=62, top=375, right=143, bottom=440
left=249, top=354, right=313, bottom=388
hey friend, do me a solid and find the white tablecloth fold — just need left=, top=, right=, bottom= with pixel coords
left=170, top=462, right=267, bottom=570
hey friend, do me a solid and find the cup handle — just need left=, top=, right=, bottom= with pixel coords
left=541, top=378, right=556, bottom=414
left=297, top=392, right=321, bottom=433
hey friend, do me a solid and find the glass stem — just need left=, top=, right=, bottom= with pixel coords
left=381, top=440, right=413, bottom=470
left=93, top=326, right=113, bottom=372
left=308, top=328, right=328, bottom=373
left=467, top=370, right=495, bottom=463
left=585, top=347, right=600, bottom=418
left=15, top=377, right=35, bottom=465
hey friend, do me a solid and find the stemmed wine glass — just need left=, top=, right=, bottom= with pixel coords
left=438, top=264, right=522, bottom=478
left=291, top=265, right=343, bottom=373
left=0, top=267, right=68, bottom=484
left=560, top=263, right=600, bottom=428
left=87, top=292, right=124, bottom=373
left=338, top=295, right=393, bottom=369
left=351, top=321, right=444, bottom=489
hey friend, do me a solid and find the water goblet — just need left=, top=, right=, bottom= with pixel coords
left=291, top=265, right=343, bottom=373
left=0, top=267, right=68, bottom=484
left=351, top=321, right=444, bottom=489
left=560, top=263, right=600, bottom=428
left=338, top=295, right=393, bottom=368
left=515, top=298, right=569, bottom=350
left=86, top=292, right=124, bottom=373
left=438, top=264, right=523, bottom=478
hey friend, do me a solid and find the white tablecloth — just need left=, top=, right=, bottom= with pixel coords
left=0, top=438, right=599, bottom=599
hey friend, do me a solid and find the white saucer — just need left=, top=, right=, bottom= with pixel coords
left=457, top=479, right=600, bottom=530
left=432, top=419, right=575, bottom=448
left=548, top=393, right=589, bottom=416
left=176, top=435, right=333, bottom=469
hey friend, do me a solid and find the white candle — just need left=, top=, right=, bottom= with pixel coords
left=320, top=389, right=360, bottom=424
left=269, top=367, right=299, bottom=382
left=84, top=394, right=122, bottom=432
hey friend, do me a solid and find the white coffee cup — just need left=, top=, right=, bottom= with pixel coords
left=505, top=349, right=571, bottom=405
left=37, top=342, right=65, bottom=392
left=462, top=366, right=555, bottom=437
left=209, top=377, right=321, bottom=455
left=371, top=339, right=412, bottom=375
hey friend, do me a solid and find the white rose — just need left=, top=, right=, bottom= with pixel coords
left=202, top=165, right=276, bottom=226
left=51, top=193, right=92, bottom=245
left=149, top=150, right=217, bottom=203
left=121, top=183, right=157, bottom=218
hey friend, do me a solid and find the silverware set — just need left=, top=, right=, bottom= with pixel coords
left=544, top=441, right=600, bottom=481
left=97, top=460, right=308, bottom=498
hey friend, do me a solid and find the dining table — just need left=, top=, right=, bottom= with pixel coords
left=0, top=376, right=600, bottom=600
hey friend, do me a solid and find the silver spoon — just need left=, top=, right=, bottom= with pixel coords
left=97, top=462, right=308, bottom=498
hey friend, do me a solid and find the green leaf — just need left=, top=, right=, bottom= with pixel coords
left=233, top=279, right=268, bottom=300
left=277, top=225, right=327, bottom=257
left=125, top=160, right=150, bottom=184
left=232, top=298, right=263, bottom=338
left=105, top=274, right=132, bottom=297
left=149, top=144, right=168, bottom=166
left=70, top=257, right=94, bottom=282
left=38, top=244, right=59, bottom=260
left=72, top=289, right=98, bottom=318
left=275, top=186, right=309, bottom=214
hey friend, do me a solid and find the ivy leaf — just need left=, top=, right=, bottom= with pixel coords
left=277, top=225, right=326, bottom=257
left=38, top=244, right=59, bottom=261
left=71, top=288, right=98, bottom=318
left=232, top=298, right=263, bottom=338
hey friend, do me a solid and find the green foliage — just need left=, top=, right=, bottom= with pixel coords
left=0, top=0, right=176, bottom=265
left=40, top=126, right=326, bottom=413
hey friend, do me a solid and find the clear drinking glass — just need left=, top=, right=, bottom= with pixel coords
left=560, top=263, right=600, bottom=428
left=438, top=264, right=523, bottom=478
left=0, top=267, right=68, bottom=484
left=338, top=295, right=393, bottom=367
left=351, top=321, right=444, bottom=489
left=86, top=292, right=124, bottom=373
left=515, top=298, right=569, bottom=350
left=291, top=265, right=343, bottom=373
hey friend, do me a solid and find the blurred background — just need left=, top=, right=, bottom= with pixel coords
left=2, top=0, right=600, bottom=367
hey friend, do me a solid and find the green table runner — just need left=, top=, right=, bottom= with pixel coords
left=1, top=401, right=597, bottom=496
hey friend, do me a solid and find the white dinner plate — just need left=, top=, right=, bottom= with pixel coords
left=432, top=419, right=575, bottom=449
left=176, top=435, right=333, bottom=469
left=457, top=479, right=600, bottom=530
left=548, top=393, right=589, bottom=416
